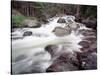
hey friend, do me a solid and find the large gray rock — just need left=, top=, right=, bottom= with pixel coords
left=77, top=51, right=97, bottom=70
left=78, top=29, right=96, bottom=36
left=78, top=28, right=97, bottom=52
left=79, top=41, right=90, bottom=48
left=45, top=45, right=60, bottom=58
left=46, top=53, right=79, bottom=72
left=53, top=27, right=71, bottom=37
left=82, top=18, right=97, bottom=30
left=23, top=31, right=32, bottom=36
left=68, top=22, right=80, bottom=31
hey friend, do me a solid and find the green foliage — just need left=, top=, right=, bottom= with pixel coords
left=12, top=1, right=97, bottom=25
left=12, top=15, right=26, bottom=27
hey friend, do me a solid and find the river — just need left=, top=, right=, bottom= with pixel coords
left=11, top=15, right=91, bottom=74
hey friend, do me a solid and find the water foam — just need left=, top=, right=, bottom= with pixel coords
left=12, top=15, right=87, bottom=73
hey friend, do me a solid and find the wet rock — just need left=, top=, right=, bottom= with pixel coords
left=57, top=18, right=66, bottom=23
left=79, top=41, right=90, bottom=48
left=69, top=22, right=80, bottom=31
left=77, top=26, right=97, bottom=70
left=83, top=31, right=96, bottom=36
left=45, top=45, right=59, bottom=57
left=53, top=27, right=71, bottom=36
left=79, top=33, right=96, bottom=52
left=90, top=43, right=97, bottom=51
left=67, top=18, right=74, bottom=24
left=77, top=51, right=97, bottom=70
left=46, top=53, right=79, bottom=72
left=82, top=19, right=97, bottom=30
left=84, top=36, right=96, bottom=41
left=78, top=29, right=96, bottom=36
left=84, top=36, right=96, bottom=44
left=46, top=62, right=78, bottom=72
left=23, top=31, right=32, bottom=36
left=80, top=41, right=96, bottom=53
left=64, top=25, right=72, bottom=33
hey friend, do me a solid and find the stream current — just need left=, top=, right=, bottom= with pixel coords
left=11, top=15, right=91, bottom=74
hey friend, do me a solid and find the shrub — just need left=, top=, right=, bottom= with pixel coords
left=12, top=15, right=26, bottom=27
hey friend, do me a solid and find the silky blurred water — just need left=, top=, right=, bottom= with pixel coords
left=11, top=15, right=89, bottom=74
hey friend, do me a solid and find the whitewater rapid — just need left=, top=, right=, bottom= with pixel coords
left=11, top=15, right=90, bottom=74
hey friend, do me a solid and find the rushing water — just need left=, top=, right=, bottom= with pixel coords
left=11, top=15, right=91, bottom=74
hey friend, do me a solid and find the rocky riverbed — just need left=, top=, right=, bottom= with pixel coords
left=11, top=15, right=97, bottom=74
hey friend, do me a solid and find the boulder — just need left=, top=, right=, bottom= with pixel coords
left=67, top=23, right=80, bottom=31
left=46, top=53, right=79, bottom=72
left=45, top=45, right=59, bottom=57
left=77, top=51, right=97, bottom=70
left=79, top=41, right=90, bottom=48
left=23, top=31, right=32, bottom=36
left=77, top=27, right=97, bottom=70
left=67, top=18, right=74, bottom=24
left=82, top=19, right=97, bottom=30
left=53, top=27, right=71, bottom=37
left=57, top=18, right=66, bottom=23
